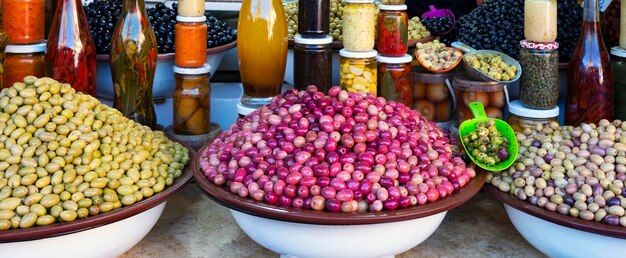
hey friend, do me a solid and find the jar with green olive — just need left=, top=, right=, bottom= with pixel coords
left=507, top=100, right=559, bottom=132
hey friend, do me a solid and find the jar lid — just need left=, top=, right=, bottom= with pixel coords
left=237, top=102, right=257, bottom=116
left=611, top=46, right=626, bottom=58
left=508, top=100, right=559, bottom=118
left=339, top=49, right=377, bottom=59
left=5, top=42, right=47, bottom=53
left=378, top=4, right=407, bottom=10
left=520, top=40, right=559, bottom=50
left=294, top=34, right=333, bottom=45
left=343, top=0, right=374, bottom=3
left=176, top=15, right=207, bottom=22
left=376, top=54, right=412, bottom=64
left=173, top=64, right=212, bottom=75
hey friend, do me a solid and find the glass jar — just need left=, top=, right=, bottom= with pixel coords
left=173, top=64, right=211, bottom=135
left=178, top=0, right=205, bottom=17
left=377, top=4, right=408, bottom=57
left=453, top=74, right=506, bottom=121
left=342, top=0, right=377, bottom=51
left=612, top=47, right=626, bottom=120
left=380, top=0, right=404, bottom=5
left=175, top=16, right=208, bottom=68
left=621, top=1, right=626, bottom=48
left=339, top=49, right=377, bottom=95
left=4, top=43, right=46, bottom=88
left=2, top=0, right=45, bottom=44
left=298, top=0, right=329, bottom=37
left=0, top=32, right=7, bottom=89
left=519, top=40, right=559, bottom=109
left=507, top=100, right=559, bottom=133
left=294, top=34, right=332, bottom=93
left=412, top=71, right=454, bottom=122
left=524, top=0, right=557, bottom=42
left=376, top=54, right=412, bottom=106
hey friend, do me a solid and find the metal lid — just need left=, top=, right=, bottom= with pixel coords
left=508, top=100, right=559, bottom=118
left=611, top=46, right=626, bottom=58
left=294, top=34, right=333, bottom=45
left=6, top=42, right=47, bottom=53
left=173, top=64, right=212, bottom=75
left=339, top=49, right=377, bottom=59
left=176, top=15, right=207, bottom=22
left=343, top=0, right=374, bottom=3
left=520, top=40, right=559, bottom=50
left=378, top=4, right=407, bottom=10
left=237, top=102, right=257, bottom=116
left=376, top=54, right=412, bottom=64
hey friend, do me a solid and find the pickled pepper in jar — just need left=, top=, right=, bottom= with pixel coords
left=377, top=4, right=408, bottom=57
left=173, top=65, right=211, bottom=135
left=376, top=54, right=412, bottom=106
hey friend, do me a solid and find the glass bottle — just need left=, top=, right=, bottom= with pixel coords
left=566, top=0, right=613, bottom=125
left=110, top=0, right=158, bottom=128
left=238, top=0, right=288, bottom=107
left=46, top=0, right=97, bottom=95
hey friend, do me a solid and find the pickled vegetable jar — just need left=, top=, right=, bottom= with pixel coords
left=377, top=4, right=408, bottom=57
left=4, top=43, right=46, bottom=88
left=453, top=74, right=506, bottom=121
left=2, top=0, right=45, bottom=44
left=298, top=0, right=329, bottom=37
left=412, top=71, right=454, bottom=122
left=380, top=0, right=404, bottom=5
left=507, top=100, right=559, bottom=133
left=173, top=64, right=211, bottom=135
left=0, top=32, right=7, bottom=88
left=519, top=40, right=559, bottom=109
left=175, top=16, right=208, bottom=68
left=294, top=34, right=332, bottom=93
left=524, top=0, right=557, bottom=42
left=376, top=54, right=412, bottom=106
left=612, top=47, right=626, bottom=120
left=339, top=49, right=377, bottom=95
left=342, top=0, right=377, bottom=51
left=178, top=0, right=205, bottom=17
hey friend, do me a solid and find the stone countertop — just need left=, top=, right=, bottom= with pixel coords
left=120, top=185, right=545, bottom=258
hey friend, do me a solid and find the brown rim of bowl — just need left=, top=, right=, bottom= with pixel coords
left=95, top=40, right=237, bottom=61
left=485, top=184, right=626, bottom=239
left=193, top=144, right=486, bottom=225
left=287, top=36, right=436, bottom=50
left=0, top=138, right=196, bottom=243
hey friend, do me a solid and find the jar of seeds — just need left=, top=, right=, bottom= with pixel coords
left=519, top=40, right=559, bottom=109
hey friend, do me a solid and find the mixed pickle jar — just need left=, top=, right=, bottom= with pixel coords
left=412, top=71, right=454, bottom=122
left=377, top=4, right=408, bottom=57
left=177, top=0, right=205, bottom=16
left=453, top=74, right=506, bottom=121
left=507, top=100, right=559, bottom=133
left=175, top=16, right=208, bottom=68
left=342, top=0, right=377, bottom=51
left=524, top=0, right=557, bottom=42
left=2, top=0, right=45, bottom=44
left=612, top=46, right=626, bottom=120
left=376, top=54, right=412, bottom=106
left=297, top=0, right=329, bottom=37
left=339, top=49, right=377, bottom=95
left=4, top=43, right=46, bottom=88
left=173, top=64, right=211, bottom=135
left=519, top=40, right=559, bottom=109
left=294, top=34, right=333, bottom=93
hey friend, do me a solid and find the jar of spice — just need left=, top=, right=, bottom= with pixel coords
left=377, top=4, right=408, bottom=57
left=376, top=54, right=412, bottom=106
left=524, top=0, right=557, bottom=43
left=339, top=49, right=377, bottom=95
left=175, top=15, right=208, bottom=68
left=507, top=100, right=559, bottom=133
left=297, top=0, right=329, bottom=37
left=294, top=34, right=333, bottom=93
left=177, top=0, right=205, bottom=17
left=1, top=0, right=45, bottom=44
left=412, top=72, right=454, bottom=122
left=4, top=43, right=46, bottom=88
left=342, top=0, right=377, bottom=51
left=173, top=64, right=212, bottom=135
left=519, top=40, right=559, bottom=109
left=612, top=46, right=626, bottom=120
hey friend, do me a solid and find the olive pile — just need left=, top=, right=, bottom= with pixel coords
left=408, top=17, right=431, bottom=41
left=463, top=119, right=510, bottom=166
left=0, top=76, right=189, bottom=230
left=464, top=54, right=517, bottom=81
left=420, top=16, right=453, bottom=35
left=489, top=120, right=626, bottom=227
left=285, top=0, right=345, bottom=41
left=415, top=40, right=461, bottom=71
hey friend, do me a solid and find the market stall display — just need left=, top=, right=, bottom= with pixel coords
left=3, top=43, right=46, bottom=89
left=519, top=41, right=559, bottom=109
left=377, top=54, right=412, bottom=106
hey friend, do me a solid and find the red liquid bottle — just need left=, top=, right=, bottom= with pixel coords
left=566, top=0, right=613, bottom=125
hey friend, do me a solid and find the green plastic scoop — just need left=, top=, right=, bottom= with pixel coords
left=459, top=102, right=518, bottom=171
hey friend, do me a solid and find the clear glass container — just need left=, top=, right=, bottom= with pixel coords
left=507, top=100, right=559, bottom=132
left=173, top=65, right=211, bottom=135
left=297, top=0, right=329, bottom=37
left=524, top=0, right=557, bottom=42
left=2, top=0, right=45, bottom=44
left=178, top=0, right=205, bottom=17
left=376, top=54, right=412, bottom=106
left=175, top=16, right=208, bottom=68
left=4, top=43, right=46, bottom=88
left=377, top=4, right=408, bottom=57
left=294, top=34, right=333, bottom=93
left=342, top=0, right=377, bottom=51
left=612, top=47, right=626, bottom=120
left=412, top=71, right=454, bottom=122
left=0, top=32, right=7, bottom=89
left=339, top=49, right=377, bottom=95
left=519, top=40, right=559, bottom=109
left=380, top=0, right=404, bottom=5
left=453, top=74, right=506, bottom=121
